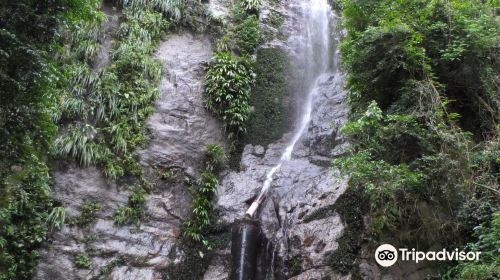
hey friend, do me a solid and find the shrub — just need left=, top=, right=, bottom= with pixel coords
left=205, top=52, right=255, bottom=138
left=52, top=124, right=106, bottom=166
left=184, top=144, right=225, bottom=246
left=0, top=1, right=104, bottom=278
left=443, top=212, right=500, bottom=279
left=232, top=15, right=262, bottom=54
left=338, top=0, right=499, bottom=275
left=0, top=157, right=53, bottom=280
left=204, top=143, right=226, bottom=172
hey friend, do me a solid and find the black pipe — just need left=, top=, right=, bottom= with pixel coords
left=231, top=218, right=262, bottom=280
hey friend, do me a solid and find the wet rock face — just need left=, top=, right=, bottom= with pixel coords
left=214, top=0, right=351, bottom=278
left=34, top=164, right=183, bottom=280
left=139, top=34, right=225, bottom=174
left=216, top=72, right=349, bottom=278
left=35, top=33, right=224, bottom=279
left=218, top=1, right=348, bottom=278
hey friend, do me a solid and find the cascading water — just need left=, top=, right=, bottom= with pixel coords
left=246, top=0, right=332, bottom=218
left=231, top=1, right=335, bottom=279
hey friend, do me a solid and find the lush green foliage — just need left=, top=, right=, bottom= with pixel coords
left=118, top=0, right=185, bottom=20
left=185, top=144, right=225, bottom=245
left=0, top=158, right=53, bottom=280
left=47, top=206, right=67, bottom=230
left=341, top=0, right=499, bottom=136
left=443, top=212, right=500, bottom=279
left=205, top=0, right=264, bottom=142
left=205, top=52, right=255, bottom=138
left=336, top=0, right=499, bottom=275
left=0, top=0, right=179, bottom=278
left=53, top=1, right=176, bottom=232
left=54, top=4, right=169, bottom=180
left=245, top=48, right=291, bottom=145
left=0, top=1, right=103, bottom=278
left=233, top=15, right=262, bottom=55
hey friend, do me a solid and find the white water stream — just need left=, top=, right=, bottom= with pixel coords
left=246, top=0, right=332, bottom=217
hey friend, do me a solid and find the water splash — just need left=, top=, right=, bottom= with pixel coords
left=246, top=0, right=332, bottom=217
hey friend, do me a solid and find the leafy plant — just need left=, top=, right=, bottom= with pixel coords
left=232, top=15, right=262, bottom=54
left=184, top=144, right=225, bottom=246
left=114, top=186, right=146, bottom=226
left=120, top=0, right=184, bottom=21
left=76, top=201, right=101, bottom=226
left=47, top=207, right=66, bottom=230
left=74, top=254, right=91, bottom=269
left=205, top=52, right=255, bottom=138
left=0, top=156, right=54, bottom=280
left=53, top=124, right=105, bottom=166
left=443, top=212, right=500, bottom=280
left=204, top=143, right=226, bottom=172
left=0, top=0, right=174, bottom=278
left=0, top=1, right=106, bottom=278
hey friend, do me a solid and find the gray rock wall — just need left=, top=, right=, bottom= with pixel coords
left=33, top=0, right=381, bottom=279
left=35, top=29, right=225, bottom=279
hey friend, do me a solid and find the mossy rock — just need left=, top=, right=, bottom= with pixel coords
left=244, top=47, right=291, bottom=146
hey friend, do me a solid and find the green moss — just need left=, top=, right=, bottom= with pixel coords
left=244, top=48, right=291, bottom=146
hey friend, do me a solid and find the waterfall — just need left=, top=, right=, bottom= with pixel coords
left=246, top=0, right=333, bottom=217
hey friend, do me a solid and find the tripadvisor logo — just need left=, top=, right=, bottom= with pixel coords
left=375, top=244, right=398, bottom=267
left=375, top=244, right=481, bottom=267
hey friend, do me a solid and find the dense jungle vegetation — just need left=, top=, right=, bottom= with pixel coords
left=0, top=0, right=498, bottom=279
left=335, top=0, right=499, bottom=278
left=0, top=0, right=184, bottom=278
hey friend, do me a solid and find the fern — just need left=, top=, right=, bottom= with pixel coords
left=47, top=207, right=66, bottom=230
left=53, top=124, right=105, bottom=166
left=121, top=0, right=184, bottom=20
